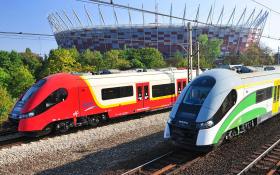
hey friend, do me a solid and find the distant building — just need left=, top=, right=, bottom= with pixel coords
left=47, top=5, right=268, bottom=57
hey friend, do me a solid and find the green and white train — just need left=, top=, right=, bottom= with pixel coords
left=164, top=69, right=280, bottom=152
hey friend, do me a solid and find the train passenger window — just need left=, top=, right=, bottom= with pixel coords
left=152, top=83, right=175, bottom=98
left=256, top=89, right=265, bottom=103
left=183, top=81, right=186, bottom=89
left=102, top=86, right=134, bottom=100
left=265, top=87, right=273, bottom=100
left=35, top=88, right=68, bottom=115
left=165, top=83, right=175, bottom=96
left=213, top=89, right=237, bottom=124
left=120, top=86, right=133, bottom=98
left=102, top=88, right=120, bottom=100
left=152, top=85, right=164, bottom=98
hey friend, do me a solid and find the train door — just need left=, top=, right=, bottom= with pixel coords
left=136, top=83, right=150, bottom=111
left=176, top=79, right=187, bottom=96
left=272, top=81, right=280, bottom=114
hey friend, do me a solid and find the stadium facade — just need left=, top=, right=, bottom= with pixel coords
left=47, top=5, right=268, bottom=57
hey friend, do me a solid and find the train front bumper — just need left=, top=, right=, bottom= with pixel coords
left=164, top=122, right=218, bottom=152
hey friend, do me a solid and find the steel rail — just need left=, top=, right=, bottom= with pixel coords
left=237, top=137, right=280, bottom=175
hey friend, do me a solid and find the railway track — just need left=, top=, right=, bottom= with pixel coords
left=122, top=149, right=204, bottom=175
left=233, top=134, right=280, bottom=175
left=0, top=108, right=172, bottom=150
left=0, top=129, right=18, bottom=137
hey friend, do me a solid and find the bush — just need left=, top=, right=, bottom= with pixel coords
left=0, top=86, right=15, bottom=125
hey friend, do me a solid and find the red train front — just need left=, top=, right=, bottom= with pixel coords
left=6, top=73, right=80, bottom=136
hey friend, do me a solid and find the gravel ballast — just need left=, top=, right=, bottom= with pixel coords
left=0, top=111, right=176, bottom=175
left=178, top=114, right=280, bottom=174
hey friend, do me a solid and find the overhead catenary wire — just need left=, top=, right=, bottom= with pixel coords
left=251, top=0, right=280, bottom=15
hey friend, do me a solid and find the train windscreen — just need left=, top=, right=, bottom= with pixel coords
left=183, top=77, right=216, bottom=106
left=21, top=80, right=46, bottom=102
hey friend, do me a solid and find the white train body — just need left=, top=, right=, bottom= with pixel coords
left=164, top=69, right=280, bottom=151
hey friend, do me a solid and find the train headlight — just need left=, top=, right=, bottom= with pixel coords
left=19, top=109, right=35, bottom=119
left=196, top=119, right=214, bottom=129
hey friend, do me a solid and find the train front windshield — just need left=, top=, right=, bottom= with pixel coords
left=21, top=80, right=46, bottom=102
left=183, top=77, right=216, bottom=106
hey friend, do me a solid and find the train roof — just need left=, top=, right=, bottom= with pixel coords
left=200, top=69, right=280, bottom=88
left=75, top=70, right=198, bottom=87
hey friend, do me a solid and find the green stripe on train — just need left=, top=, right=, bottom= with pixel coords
left=213, top=93, right=267, bottom=144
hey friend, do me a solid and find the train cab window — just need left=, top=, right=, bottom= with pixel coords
left=102, top=86, right=133, bottom=100
left=21, top=79, right=46, bottom=102
left=213, top=89, right=237, bottom=124
left=43, top=88, right=67, bottom=109
left=183, top=77, right=216, bottom=105
left=183, top=81, right=186, bottom=89
left=35, top=88, right=68, bottom=115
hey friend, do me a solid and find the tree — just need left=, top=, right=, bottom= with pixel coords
left=39, top=47, right=81, bottom=78
left=0, top=68, right=10, bottom=90
left=0, top=50, right=12, bottom=70
left=68, top=46, right=80, bottom=61
left=138, top=47, right=165, bottom=69
left=8, top=64, right=35, bottom=98
left=224, top=51, right=238, bottom=65
left=103, top=50, right=131, bottom=70
left=198, top=34, right=223, bottom=68
left=0, top=85, right=15, bottom=124
left=20, top=48, right=42, bottom=78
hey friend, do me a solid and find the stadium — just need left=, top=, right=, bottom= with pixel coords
left=47, top=4, right=268, bottom=57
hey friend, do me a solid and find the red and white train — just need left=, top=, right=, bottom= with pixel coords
left=5, top=70, right=197, bottom=136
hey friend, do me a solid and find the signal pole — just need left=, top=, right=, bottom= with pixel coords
left=197, top=41, right=200, bottom=77
left=187, top=22, right=192, bottom=83
left=277, top=46, right=279, bottom=65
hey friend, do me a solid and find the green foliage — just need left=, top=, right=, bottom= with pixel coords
left=0, top=68, right=10, bottom=89
left=0, top=86, right=15, bottom=124
left=198, top=34, right=223, bottom=68
left=138, top=47, right=166, bottom=69
left=8, top=64, right=35, bottom=98
left=20, top=49, right=42, bottom=78
left=39, top=47, right=81, bottom=78
left=0, top=51, right=12, bottom=69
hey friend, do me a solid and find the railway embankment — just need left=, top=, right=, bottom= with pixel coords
left=0, top=111, right=176, bottom=175
left=175, top=114, right=280, bottom=174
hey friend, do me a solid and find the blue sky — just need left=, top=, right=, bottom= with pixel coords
left=0, top=0, right=280, bottom=56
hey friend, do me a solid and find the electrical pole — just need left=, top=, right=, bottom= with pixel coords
left=197, top=41, right=200, bottom=77
left=187, top=22, right=192, bottom=83
left=277, top=46, right=279, bottom=65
